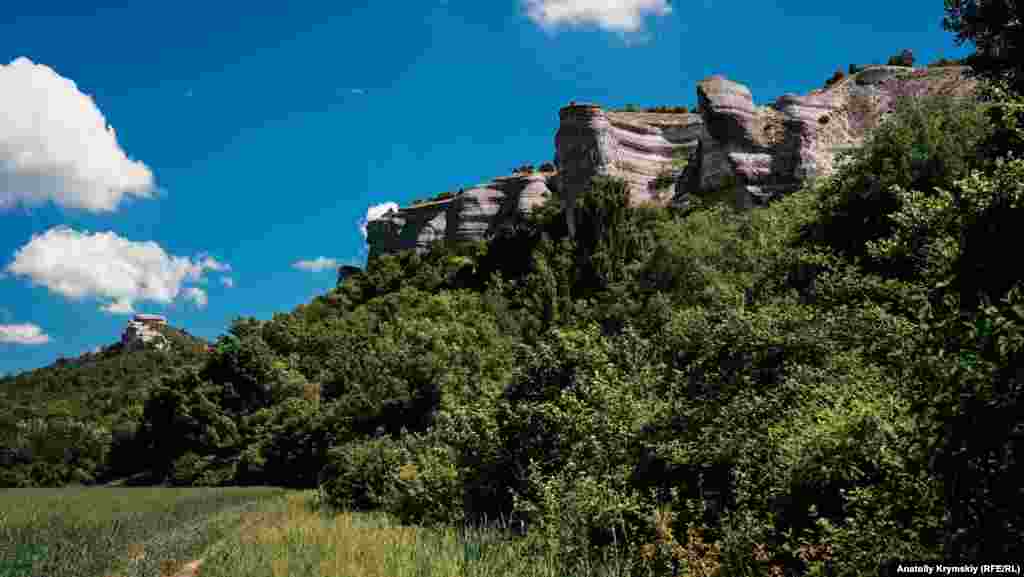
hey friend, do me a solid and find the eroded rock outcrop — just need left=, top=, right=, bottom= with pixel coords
left=366, top=65, right=976, bottom=256
left=366, top=173, right=553, bottom=259
left=675, top=65, right=977, bottom=210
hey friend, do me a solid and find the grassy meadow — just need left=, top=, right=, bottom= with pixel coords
left=0, top=486, right=287, bottom=577
left=1, top=487, right=654, bottom=577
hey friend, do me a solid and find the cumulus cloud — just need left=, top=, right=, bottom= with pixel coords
left=221, top=276, right=234, bottom=288
left=182, top=287, right=208, bottom=308
left=293, top=257, right=339, bottom=272
left=4, top=226, right=228, bottom=313
left=523, top=0, right=672, bottom=33
left=359, top=201, right=400, bottom=240
left=0, top=323, right=50, bottom=345
left=0, top=57, right=156, bottom=212
left=350, top=88, right=365, bottom=95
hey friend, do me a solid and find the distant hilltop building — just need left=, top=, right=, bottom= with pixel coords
left=121, top=313, right=169, bottom=351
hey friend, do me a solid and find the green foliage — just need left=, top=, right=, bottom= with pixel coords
left=809, top=89, right=993, bottom=280
left=944, top=0, right=1024, bottom=94
left=319, top=435, right=407, bottom=513
left=0, top=327, right=209, bottom=487
left=10, top=43, right=1024, bottom=575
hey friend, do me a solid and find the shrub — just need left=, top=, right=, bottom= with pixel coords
left=809, top=90, right=993, bottom=281
left=539, top=161, right=556, bottom=173
left=318, top=436, right=406, bottom=512
left=622, top=103, right=641, bottom=112
left=848, top=63, right=865, bottom=75
left=825, top=69, right=845, bottom=87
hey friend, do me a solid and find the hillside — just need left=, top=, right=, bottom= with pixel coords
left=0, top=318, right=210, bottom=486
left=3, top=51, right=1024, bottom=574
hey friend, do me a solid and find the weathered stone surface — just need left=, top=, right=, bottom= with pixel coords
left=554, top=103, right=700, bottom=236
left=673, top=65, right=977, bottom=211
left=366, top=65, right=977, bottom=256
left=696, top=75, right=760, bottom=147
left=121, top=314, right=169, bottom=351
left=366, top=201, right=450, bottom=259
left=365, top=174, right=553, bottom=258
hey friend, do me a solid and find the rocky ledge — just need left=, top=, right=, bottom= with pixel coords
left=367, top=65, right=976, bottom=257
left=366, top=173, right=553, bottom=259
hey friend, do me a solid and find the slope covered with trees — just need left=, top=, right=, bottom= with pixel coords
left=0, top=324, right=210, bottom=486
left=3, top=4, right=1023, bottom=573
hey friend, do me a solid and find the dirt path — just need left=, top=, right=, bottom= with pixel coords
left=166, top=557, right=204, bottom=577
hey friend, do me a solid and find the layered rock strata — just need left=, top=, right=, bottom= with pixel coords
left=366, top=65, right=976, bottom=256
left=366, top=173, right=553, bottom=259
left=675, top=65, right=977, bottom=211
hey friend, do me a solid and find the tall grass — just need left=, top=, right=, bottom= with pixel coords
left=199, top=490, right=642, bottom=577
left=0, top=486, right=287, bottom=577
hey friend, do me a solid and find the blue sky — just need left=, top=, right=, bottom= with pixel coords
left=0, top=1, right=974, bottom=376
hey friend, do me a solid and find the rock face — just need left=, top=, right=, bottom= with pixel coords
left=365, top=65, right=976, bottom=256
left=121, top=314, right=169, bottom=352
left=366, top=173, right=553, bottom=259
left=675, top=65, right=977, bottom=211
left=555, top=103, right=702, bottom=236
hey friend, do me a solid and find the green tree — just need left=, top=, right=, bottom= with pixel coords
left=944, top=0, right=1023, bottom=94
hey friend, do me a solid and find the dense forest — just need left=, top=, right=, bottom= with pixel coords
left=2, top=2, right=1023, bottom=574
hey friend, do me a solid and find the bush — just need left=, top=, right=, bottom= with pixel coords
left=848, top=63, right=865, bottom=75
left=809, top=90, right=993, bottom=280
left=318, top=435, right=406, bottom=512
left=825, top=69, right=845, bottom=87
left=539, top=161, right=556, bottom=173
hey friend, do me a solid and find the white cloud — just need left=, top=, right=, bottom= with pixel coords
left=4, top=226, right=228, bottom=313
left=351, top=88, right=365, bottom=95
left=0, top=323, right=50, bottom=345
left=182, top=287, right=207, bottom=308
left=523, top=0, right=672, bottom=33
left=0, top=57, right=156, bottom=212
left=293, top=257, right=339, bottom=272
left=221, top=276, right=234, bottom=288
left=359, top=201, right=400, bottom=240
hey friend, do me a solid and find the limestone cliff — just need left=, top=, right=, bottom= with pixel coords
left=674, top=65, right=977, bottom=210
left=366, top=65, right=976, bottom=257
left=366, top=173, right=553, bottom=259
